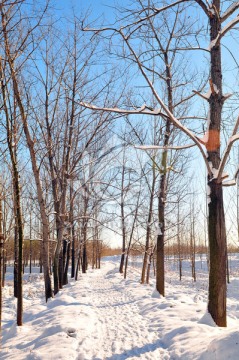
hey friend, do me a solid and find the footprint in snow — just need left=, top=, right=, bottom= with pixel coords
left=67, top=327, right=77, bottom=338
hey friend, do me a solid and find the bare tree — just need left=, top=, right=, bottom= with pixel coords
left=0, top=60, right=25, bottom=325
left=0, top=0, right=53, bottom=301
left=81, top=0, right=239, bottom=327
left=0, top=188, right=3, bottom=329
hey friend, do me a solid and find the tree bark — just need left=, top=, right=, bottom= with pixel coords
left=141, top=166, right=155, bottom=284
left=119, top=165, right=126, bottom=274
left=70, top=184, right=75, bottom=278
left=156, top=48, right=172, bottom=296
left=207, top=0, right=227, bottom=327
left=71, top=225, right=76, bottom=278
left=63, top=239, right=70, bottom=285
left=0, top=196, right=4, bottom=329
left=208, top=182, right=227, bottom=326
left=82, top=240, right=87, bottom=274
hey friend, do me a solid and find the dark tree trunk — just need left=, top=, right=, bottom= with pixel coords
left=146, top=246, right=155, bottom=284
left=190, top=206, right=196, bottom=282
left=119, top=252, right=125, bottom=274
left=15, top=174, right=23, bottom=326
left=29, top=240, right=32, bottom=274
left=0, top=15, right=53, bottom=302
left=75, top=250, right=81, bottom=281
left=124, top=251, right=129, bottom=280
left=226, top=254, right=230, bottom=284
left=2, top=249, right=5, bottom=288
left=97, top=243, right=101, bottom=269
left=119, top=165, right=126, bottom=274
left=71, top=224, right=75, bottom=278
left=58, top=248, right=63, bottom=289
left=53, top=256, right=59, bottom=294
left=81, top=220, right=88, bottom=274
left=82, top=241, right=87, bottom=274
left=156, top=47, right=172, bottom=296
left=208, top=181, right=227, bottom=326
left=0, top=197, right=4, bottom=328
left=0, top=63, right=24, bottom=324
left=62, top=239, right=67, bottom=281
left=207, top=0, right=227, bottom=327
left=29, top=213, right=32, bottom=274
left=53, top=217, right=64, bottom=295
left=14, top=224, right=18, bottom=298
left=156, top=123, right=170, bottom=296
left=63, top=239, right=70, bottom=285
left=141, top=169, right=155, bottom=284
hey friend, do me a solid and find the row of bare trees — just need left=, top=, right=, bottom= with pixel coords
left=0, top=0, right=120, bottom=326
left=80, top=0, right=239, bottom=328
left=0, top=0, right=239, bottom=330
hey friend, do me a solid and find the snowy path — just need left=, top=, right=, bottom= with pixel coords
left=1, top=261, right=170, bottom=360
left=2, top=257, right=239, bottom=359
left=75, top=262, right=170, bottom=359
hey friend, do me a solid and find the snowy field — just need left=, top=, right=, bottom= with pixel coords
left=1, top=255, right=239, bottom=359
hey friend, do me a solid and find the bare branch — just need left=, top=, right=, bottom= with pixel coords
left=119, top=1, right=191, bottom=31
left=178, top=116, right=207, bottom=121
left=115, top=31, right=212, bottom=176
left=221, top=1, right=239, bottom=22
left=83, top=0, right=209, bottom=34
left=194, top=0, right=209, bottom=16
left=135, top=143, right=196, bottom=150
left=210, top=15, right=239, bottom=49
left=222, top=179, right=237, bottom=187
left=80, top=102, right=167, bottom=118
left=192, top=89, right=210, bottom=101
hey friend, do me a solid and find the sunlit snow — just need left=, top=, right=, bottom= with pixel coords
left=1, top=256, right=239, bottom=359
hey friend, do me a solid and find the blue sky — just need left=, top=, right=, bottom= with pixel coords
left=57, top=0, right=115, bottom=21
left=53, top=0, right=239, bottom=247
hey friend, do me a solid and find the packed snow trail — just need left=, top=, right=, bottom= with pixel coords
left=1, top=260, right=170, bottom=360
left=74, top=261, right=170, bottom=359
left=2, top=257, right=239, bottom=359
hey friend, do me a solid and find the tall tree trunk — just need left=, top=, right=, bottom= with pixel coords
left=141, top=166, right=156, bottom=284
left=14, top=216, right=18, bottom=298
left=0, top=60, right=24, bottom=324
left=63, top=239, right=70, bottom=285
left=71, top=224, right=75, bottom=278
left=82, top=241, right=87, bottom=274
left=81, top=216, right=88, bottom=274
left=177, top=201, right=182, bottom=281
left=0, top=195, right=4, bottom=329
left=53, top=220, right=63, bottom=294
left=119, top=165, right=126, bottom=274
left=15, top=167, right=23, bottom=326
left=190, top=203, right=196, bottom=282
left=58, top=248, right=64, bottom=290
left=226, top=254, right=230, bottom=284
left=124, top=249, right=129, bottom=280
left=70, top=183, right=75, bottom=278
left=208, top=182, right=226, bottom=326
left=156, top=48, right=172, bottom=295
left=75, top=247, right=81, bottom=281
left=207, top=0, right=227, bottom=327
left=146, top=245, right=155, bottom=284
left=2, top=198, right=6, bottom=288
left=97, top=240, right=101, bottom=269
left=62, top=239, right=67, bottom=283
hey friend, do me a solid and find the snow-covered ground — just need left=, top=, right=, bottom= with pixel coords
left=1, top=255, right=239, bottom=359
